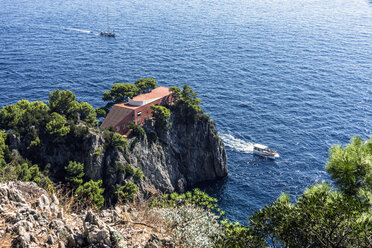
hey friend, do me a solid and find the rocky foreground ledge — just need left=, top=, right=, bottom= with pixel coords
left=0, top=181, right=175, bottom=248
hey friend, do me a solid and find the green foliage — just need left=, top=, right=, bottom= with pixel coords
left=215, top=221, right=265, bottom=248
left=102, top=83, right=140, bottom=108
left=78, top=102, right=98, bottom=126
left=151, top=105, right=170, bottom=130
left=170, top=84, right=203, bottom=122
left=93, top=149, right=102, bottom=156
left=0, top=100, right=49, bottom=131
left=70, top=124, right=89, bottom=139
left=15, top=163, right=41, bottom=184
left=27, top=136, right=41, bottom=151
left=249, top=183, right=371, bottom=247
left=127, top=121, right=146, bottom=139
left=48, top=89, right=80, bottom=120
left=0, top=130, right=8, bottom=166
left=134, top=78, right=157, bottom=93
left=116, top=181, right=138, bottom=202
left=117, top=163, right=135, bottom=177
left=46, top=112, right=70, bottom=137
left=65, top=161, right=84, bottom=188
left=134, top=167, right=143, bottom=181
left=95, top=107, right=107, bottom=118
left=75, top=180, right=105, bottom=209
left=103, top=130, right=128, bottom=151
left=326, top=136, right=372, bottom=197
left=150, top=188, right=220, bottom=213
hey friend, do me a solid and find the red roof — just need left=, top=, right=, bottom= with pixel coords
left=132, top=87, right=171, bottom=101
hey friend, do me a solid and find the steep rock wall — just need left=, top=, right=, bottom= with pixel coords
left=8, top=113, right=228, bottom=196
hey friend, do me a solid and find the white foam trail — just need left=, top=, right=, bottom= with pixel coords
left=64, top=27, right=93, bottom=34
left=219, top=133, right=255, bottom=153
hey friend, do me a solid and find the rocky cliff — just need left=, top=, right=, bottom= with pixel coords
left=8, top=111, right=228, bottom=199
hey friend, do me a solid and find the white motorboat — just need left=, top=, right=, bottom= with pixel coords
left=253, top=144, right=279, bottom=159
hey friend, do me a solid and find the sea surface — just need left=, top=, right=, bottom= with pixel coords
left=0, top=0, right=371, bottom=224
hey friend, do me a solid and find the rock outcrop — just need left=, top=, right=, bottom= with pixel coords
left=8, top=111, right=228, bottom=198
left=0, top=181, right=175, bottom=248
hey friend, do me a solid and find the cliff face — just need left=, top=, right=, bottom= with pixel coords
left=8, top=112, right=228, bottom=196
left=128, top=114, right=228, bottom=192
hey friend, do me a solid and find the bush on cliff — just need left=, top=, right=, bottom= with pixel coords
left=116, top=181, right=138, bottom=202
left=65, top=161, right=84, bottom=188
left=151, top=105, right=170, bottom=130
left=46, top=112, right=70, bottom=137
left=127, top=121, right=146, bottom=139
left=75, top=180, right=105, bottom=209
left=170, top=84, right=203, bottom=122
left=103, top=130, right=128, bottom=151
left=0, top=130, right=11, bottom=166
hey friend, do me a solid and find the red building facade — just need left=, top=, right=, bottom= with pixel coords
left=101, top=87, right=172, bottom=134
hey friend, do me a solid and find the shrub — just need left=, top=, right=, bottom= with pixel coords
left=75, top=180, right=105, bottom=209
left=214, top=221, right=264, bottom=248
left=15, top=163, right=42, bottom=184
left=134, top=78, right=157, bottom=93
left=0, top=130, right=8, bottom=166
left=153, top=206, right=221, bottom=248
left=150, top=188, right=220, bottom=213
left=116, top=181, right=138, bottom=202
left=103, top=130, right=128, bottom=151
left=93, top=149, right=102, bottom=156
left=48, top=89, right=80, bottom=121
left=170, top=84, right=203, bottom=123
left=65, top=161, right=84, bottom=188
left=134, top=168, right=143, bottom=181
left=127, top=121, right=146, bottom=139
left=46, top=112, right=70, bottom=137
left=151, top=105, right=170, bottom=130
left=78, top=102, right=98, bottom=126
left=27, top=136, right=41, bottom=151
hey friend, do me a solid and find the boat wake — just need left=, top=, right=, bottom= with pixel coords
left=64, top=27, right=94, bottom=34
left=219, top=133, right=255, bottom=154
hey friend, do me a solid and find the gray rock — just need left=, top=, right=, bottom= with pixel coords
left=13, top=220, right=34, bottom=234
left=51, top=194, right=59, bottom=205
left=47, top=234, right=55, bottom=244
left=35, top=194, right=50, bottom=211
left=58, top=241, right=66, bottom=248
left=8, top=188, right=27, bottom=204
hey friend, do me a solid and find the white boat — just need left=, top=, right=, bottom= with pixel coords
left=253, top=144, right=279, bottom=159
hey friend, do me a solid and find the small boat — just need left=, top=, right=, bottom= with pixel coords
left=253, top=144, right=279, bottom=159
left=100, top=8, right=115, bottom=37
left=100, top=31, right=115, bottom=37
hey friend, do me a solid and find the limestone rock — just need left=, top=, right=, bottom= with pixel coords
left=35, top=194, right=50, bottom=211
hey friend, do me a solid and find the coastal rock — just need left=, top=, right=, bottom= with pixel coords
left=8, top=110, right=227, bottom=198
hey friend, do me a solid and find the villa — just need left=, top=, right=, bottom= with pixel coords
left=100, top=87, right=173, bottom=134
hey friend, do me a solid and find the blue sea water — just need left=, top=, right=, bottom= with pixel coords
left=0, top=0, right=371, bottom=224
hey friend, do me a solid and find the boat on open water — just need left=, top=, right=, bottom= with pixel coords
left=253, top=144, right=279, bottom=159
left=100, top=31, right=115, bottom=37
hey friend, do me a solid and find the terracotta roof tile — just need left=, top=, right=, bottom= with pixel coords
left=132, top=87, right=171, bottom=101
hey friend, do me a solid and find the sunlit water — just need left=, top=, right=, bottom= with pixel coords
left=1, top=0, right=371, bottom=224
